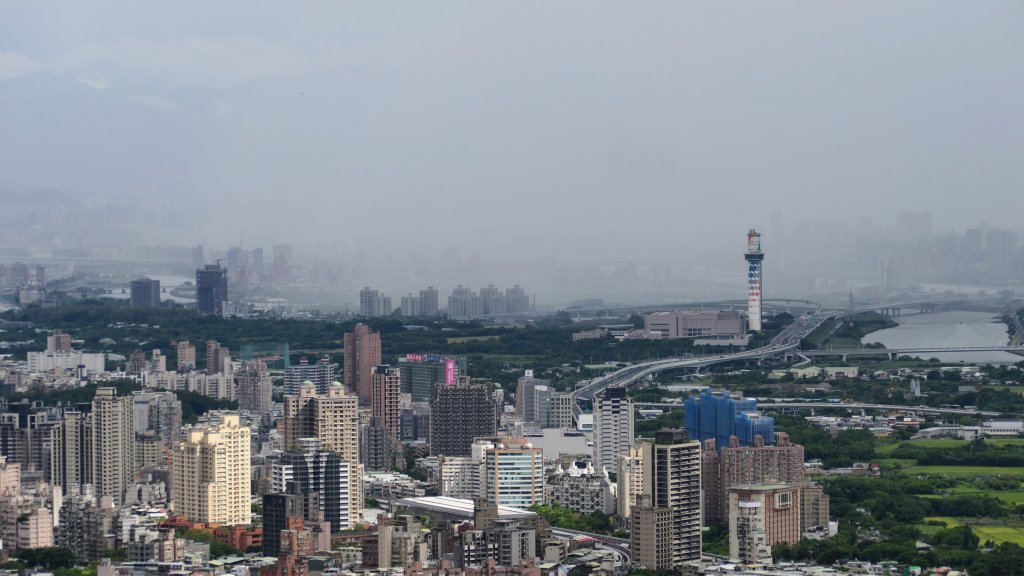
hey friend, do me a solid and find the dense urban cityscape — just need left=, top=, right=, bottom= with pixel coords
left=3, top=3, right=1024, bottom=576
left=0, top=225, right=1023, bottom=576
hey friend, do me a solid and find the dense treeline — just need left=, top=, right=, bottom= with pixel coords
left=774, top=475, right=1024, bottom=573
left=528, top=504, right=627, bottom=538
left=1, top=299, right=743, bottom=392
left=773, top=415, right=878, bottom=468
left=892, top=438, right=1024, bottom=467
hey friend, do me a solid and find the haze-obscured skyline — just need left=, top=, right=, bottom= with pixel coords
left=2, top=1, right=1023, bottom=272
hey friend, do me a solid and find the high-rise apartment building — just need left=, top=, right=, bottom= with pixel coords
left=205, top=340, right=230, bottom=375
left=129, top=279, right=161, bottom=308
left=704, top=433, right=806, bottom=524
left=371, top=366, right=401, bottom=441
left=430, top=382, right=498, bottom=457
left=631, top=495, right=675, bottom=571
left=439, top=438, right=494, bottom=499
left=132, top=391, right=182, bottom=446
left=593, top=387, right=634, bottom=475
left=399, top=294, right=420, bottom=317
left=173, top=413, right=251, bottom=525
left=729, top=498, right=772, bottom=565
left=281, top=383, right=363, bottom=518
left=49, top=410, right=92, bottom=491
left=133, top=390, right=182, bottom=470
left=616, top=446, right=644, bottom=522
left=728, top=484, right=801, bottom=564
left=343, top=324, right=382, bottom=405
left=418, top=287, right=439, bottom=317
left=484, top=437, right=544, bottom=508
left=479, top=285, right=505, bottom=316
left=196, top=264, right=228, bottom=315
left=359, top=287, right=378, bottom=317
left=515, top=371, right=550, bottom=423
left=684, top=389, right=775, bottom=448
left=237, top=360, right=272, bottom=420
left=283, top=356, right=337, bottom=396
left=91, top=387, right=135, bottom=504
left=271, top=439, right=356, bottom=532
left=47, top=330, right=72, bottom=353
left=176, top=341, right=196, bottom=372
left=283, top=383, right=359, bottom=462
left=358, top=287, right=392, bottom=317
left=505, top=285, right=530, bottom=314
left=447, top=285, right=481, bottom=320
left=398, top=354, right=461, bottom=403
left=639, top=429, right=702, bottom=567
left=262, top=487, right=306, bottom=557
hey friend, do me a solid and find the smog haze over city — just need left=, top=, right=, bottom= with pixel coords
left=2, top=1, right=1024, bottom=307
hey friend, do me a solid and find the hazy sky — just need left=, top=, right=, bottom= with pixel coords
left=2, top=1, right=1022, bottom=260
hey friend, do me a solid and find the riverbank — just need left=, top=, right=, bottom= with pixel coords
left=862, top=310, right=1020, bottom=364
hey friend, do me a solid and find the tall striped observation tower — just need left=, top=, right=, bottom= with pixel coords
left=744, top=229, right=764, bottom=332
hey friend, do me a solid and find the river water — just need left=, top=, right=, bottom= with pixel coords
left=861, top=310, right=1021, bottom=364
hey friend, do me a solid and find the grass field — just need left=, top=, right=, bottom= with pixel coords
left=924, top=516, right=1024, bottom=545
left=972, top=525, right=1024, bottom=545
left=877, top=438, right=1024, bottom=458
left=877, top=438, right=969, bottom=455
left=993, top=386, right=1024, bottom=396
left=901, top=466, right=1024, bottom=478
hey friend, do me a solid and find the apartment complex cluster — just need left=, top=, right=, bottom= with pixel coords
left=358, top=284, right=531, bottom=319
left=0, top=262, right=48, bottom=305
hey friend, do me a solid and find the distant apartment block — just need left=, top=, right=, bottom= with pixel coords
left=359, top=287, right=392, bottom=317
left=129, top=278, right=161, bottom=307
left=195, top=264, right=228, bottom=315
left=448, top=284, right=530, bottom=319
left=419, top=287, right=439, bottom=316
left=645, top=310, right=747, bottom=339
left=344, top=324, right=382, bottom=405
left=283, top=355, right=337, bottom=396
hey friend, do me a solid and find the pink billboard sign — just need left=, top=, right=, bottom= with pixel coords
left=445, top=358, right=456, bottom=384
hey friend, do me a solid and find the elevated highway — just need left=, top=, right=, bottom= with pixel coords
left=634, top=401, right=1002, bottom=417
left=550, top=528, right=630, bottom=562
left=803, top=346, right=1024, bottom=360
left=570, top=297, right=970, bottom=420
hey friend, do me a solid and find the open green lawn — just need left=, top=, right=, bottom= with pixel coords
left=877, top=437, right=1024, bottom=458
left=972, top=525, right=1024, bottom=545
left=993, top=386, right=1024, bottom=396
left=922, top=517, right=1024, bottom=545
left=901, top=466, right=1024, bottom=477
left=878, top=458, right=918, bottom=468
left=877, top=438, right=969, bottom=455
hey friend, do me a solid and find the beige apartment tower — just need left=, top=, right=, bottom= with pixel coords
left=630, top=495, right=675, bottom=571
left=640, top=429, right=702, bottom=566
left=282, top=382, right=364, bottom=516
left=728, top=484, right=802, bottom=564
left=92, top=387, right=135, bottom=505
left=616, top=446, right=644, bottom=522
left=343, top=324, right=382, bottom=405
left=593, top=387, right=634, bottom=475
left=173, top=413, right=251, bottom=525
